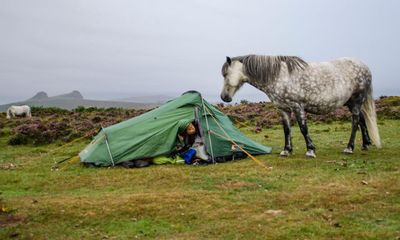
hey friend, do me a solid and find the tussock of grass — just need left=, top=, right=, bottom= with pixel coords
left=0, top=120, right=399, bottom=239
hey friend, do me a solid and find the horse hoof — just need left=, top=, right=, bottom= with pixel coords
left=343, top=148, right=353, bottom=154
left=305, top=150, right=316, bottom=158
left=306, top=150, right=317, bottom=158
left=361, top=145, right=369, bottom=151
left=280, top=150, right=290, bottom=157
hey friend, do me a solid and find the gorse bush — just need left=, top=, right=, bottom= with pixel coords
left=30, top=106, right=70, bottom=115
left=7, top=119, right=73, bottom=145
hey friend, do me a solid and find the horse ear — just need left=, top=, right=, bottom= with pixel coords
left=226, top=56, right=232, bottom=65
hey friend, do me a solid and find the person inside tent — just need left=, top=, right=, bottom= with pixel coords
left=175, top=122, right=209, bottom=165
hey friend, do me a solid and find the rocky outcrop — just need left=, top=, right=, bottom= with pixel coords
left=28, top=91, right=49, bottom=101
left=53, top=90, right=83, bottom=99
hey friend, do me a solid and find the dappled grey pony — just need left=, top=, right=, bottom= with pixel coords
left=220, top=55, right=381, bottom=158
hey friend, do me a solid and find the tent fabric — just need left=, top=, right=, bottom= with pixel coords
left=79, top=91, right=271, bottom=166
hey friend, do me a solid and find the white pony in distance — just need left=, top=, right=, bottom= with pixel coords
left=6, top=105, right=32, bottom=119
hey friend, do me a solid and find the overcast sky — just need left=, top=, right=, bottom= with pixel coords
left=0, top=0, right=399, bottom=104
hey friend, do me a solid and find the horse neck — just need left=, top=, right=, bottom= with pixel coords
left=246, top=77, right=267, bottom=92
left=245, top=62, right=290, bottom=95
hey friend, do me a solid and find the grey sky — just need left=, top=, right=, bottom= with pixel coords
left=1, top=0, right=399, bottom=104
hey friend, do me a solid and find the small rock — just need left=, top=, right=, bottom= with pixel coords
left=333, top=222, right=341, bottom=228
left=361, top=180, right=368, bottom=185
left=265, top=209, right=284, bottom=216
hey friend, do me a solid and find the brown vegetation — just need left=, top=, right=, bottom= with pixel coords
left=0, top=97, right=399, bottom=146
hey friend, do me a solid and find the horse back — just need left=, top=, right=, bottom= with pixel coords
left=299, top=58, right=371, bottom=93
left=275, top=58, right=372, bottom=114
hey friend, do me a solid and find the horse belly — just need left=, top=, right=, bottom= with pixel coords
left=304, top=84, right=353, bottom=114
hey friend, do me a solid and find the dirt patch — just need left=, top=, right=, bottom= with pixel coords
left=0, top=163, right=17, bottom=170
left=0, top=214, right=27, bottom=227
left=216, top=181, right=258, bottom=190
left=0, top=198, right=27, bottom=227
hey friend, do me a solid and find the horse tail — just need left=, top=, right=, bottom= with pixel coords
left=361, top=86, right=381, bottom=148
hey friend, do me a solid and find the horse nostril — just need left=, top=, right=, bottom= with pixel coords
left=220, top=94, right=226, bottom=101
left=220, top=94, right=232, bottom=103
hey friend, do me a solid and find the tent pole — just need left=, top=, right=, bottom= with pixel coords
left=201, top=97, right=215, bottom=164
left=204, top=108, right=272, bottom=170
left=194, top=107, right=206, bottom=147
left=102, top=127, right=115, bottom=166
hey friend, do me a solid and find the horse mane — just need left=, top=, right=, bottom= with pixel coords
left=223, top=55, right=308, bottom=83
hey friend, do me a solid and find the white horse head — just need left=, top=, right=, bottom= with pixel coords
left=7, top=105, right=32, bottom=119
left=220, top=56, right=248, bottom=102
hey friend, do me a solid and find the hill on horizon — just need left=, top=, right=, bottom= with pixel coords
left=0, top=90, right=159, bottom=112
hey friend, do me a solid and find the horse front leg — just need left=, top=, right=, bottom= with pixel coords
left=294, top=108, right=316, bottom=158
left=279, top=110, right=293, bottom=157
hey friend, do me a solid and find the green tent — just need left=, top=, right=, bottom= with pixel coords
left=79, top=91, right=271, bottom=166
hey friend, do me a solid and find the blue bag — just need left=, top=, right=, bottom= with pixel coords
left=181, top=148, right=196, bottom=164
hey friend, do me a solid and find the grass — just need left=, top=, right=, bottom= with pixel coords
left=0, top=120, right=399, bottom=239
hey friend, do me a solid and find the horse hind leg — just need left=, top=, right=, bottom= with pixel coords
left=359, top=112, right=372, bottom=150
left=343, top=96, right=363, bottom=154
left=279, top=110, right=293, bottom=157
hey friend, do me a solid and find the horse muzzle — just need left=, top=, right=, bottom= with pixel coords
left=220, top=93, right=232, bottom=103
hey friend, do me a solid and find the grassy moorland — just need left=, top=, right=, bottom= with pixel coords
left=0, top=100, right=399, bottom=239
